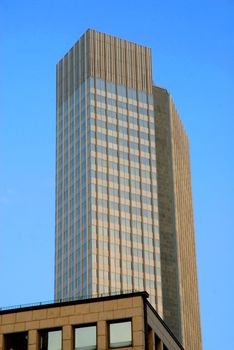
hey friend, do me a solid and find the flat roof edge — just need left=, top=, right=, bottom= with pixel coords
left=0, top=291, right=149, bottom=315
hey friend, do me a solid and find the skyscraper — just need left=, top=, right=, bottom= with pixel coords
left=55, top=29, right=202, bottom=349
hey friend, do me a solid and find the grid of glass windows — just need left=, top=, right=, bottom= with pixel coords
left=55, top=33, right=164, bottom=323
left=89, top=77, right=162, bottom=311
left=56, top=51, right=92, bottom=300
left=56, top=54, right=162, bottom=310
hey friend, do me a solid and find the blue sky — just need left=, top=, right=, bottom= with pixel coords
left=1, top=0, right=233, bottom=348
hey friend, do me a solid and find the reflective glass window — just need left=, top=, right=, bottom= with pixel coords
left=128, top=88, right=137, bottom=100
left=107, top=81, right=116, bottom=93
left=117, top=85, right=126, bottom=97
left=109, top=320, right=132, bottom=348
left=75, top=325, right=96, bottom=350
left=39, top=329, right=62, bottom=350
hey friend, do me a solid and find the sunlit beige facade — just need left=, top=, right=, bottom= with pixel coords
left=55, top=29, right=162, bottom=314
left=55, top=29, right=202, bottom=349
left=0, top=292, right=184, bottom=350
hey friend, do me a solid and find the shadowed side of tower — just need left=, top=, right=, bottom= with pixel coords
left=153, top=86, right=202, bottom=349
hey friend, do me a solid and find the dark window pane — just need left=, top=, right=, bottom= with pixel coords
left=75, top=325, right=96, bottom=350
left=4, top=332, right=28, bottom=350
left=109, top=321, right=132, bottom=348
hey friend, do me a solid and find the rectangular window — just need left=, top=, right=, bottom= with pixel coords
left=75, top=324, right=96, bottom=350
left=109, top=320, right=132, bottom=348
left=4, top=332, right=28, bottom=350
left=39, top=329, right=62, bottom=350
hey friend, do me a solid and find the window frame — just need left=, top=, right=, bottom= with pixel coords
left=108, top=318, right=133, bottom=349
left=38, top=328, right=62, bottom=350
left=4, top=331, right=28, bottom=350
left=73, top=323, right=97, bottom=350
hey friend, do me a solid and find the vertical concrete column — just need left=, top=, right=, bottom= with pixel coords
left=148, top=328, right=154, bottom=350
left=155, top=335, right=163, bottom=350
left=157, top=340, right=164, bottom=350
left=28, top=329, right=38, bottom=350
left=63, top=325, right=73, bottom=350
left=0, top=334, right=3, bottom=350
left=97, top=320, right=107, bottom=350
left=132, top=314, right=145, bottom=349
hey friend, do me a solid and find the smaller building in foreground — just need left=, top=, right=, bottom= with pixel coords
left=0, top=291, right=183, bottom=350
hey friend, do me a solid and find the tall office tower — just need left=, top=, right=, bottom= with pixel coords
left=55, top=29, right=202, bottom=349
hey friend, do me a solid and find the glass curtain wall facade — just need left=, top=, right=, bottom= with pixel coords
left=55, top=30, right=162, bottom=314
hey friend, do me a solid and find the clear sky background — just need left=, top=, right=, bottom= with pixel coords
left=1, top=0, right=233, bottom=348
